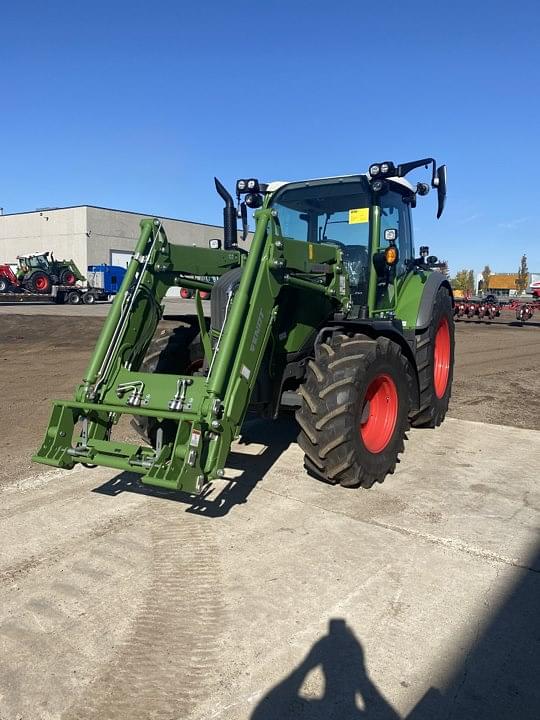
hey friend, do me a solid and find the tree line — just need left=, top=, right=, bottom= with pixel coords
left=449, top=254, right=529, bottom=295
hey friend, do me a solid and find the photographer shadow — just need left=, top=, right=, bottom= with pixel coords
left=251, top=619, right=399, bottom=720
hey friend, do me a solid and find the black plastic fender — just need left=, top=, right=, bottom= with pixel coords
left=416, top=272, right=454, bottom=329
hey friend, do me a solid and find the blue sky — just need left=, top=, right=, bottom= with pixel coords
left=1, top=0, right=539, bottom=276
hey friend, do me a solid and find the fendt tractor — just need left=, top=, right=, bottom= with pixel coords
left=0, top=251, right=84, bottom=294
left=34, top=158, right=454, bottom=493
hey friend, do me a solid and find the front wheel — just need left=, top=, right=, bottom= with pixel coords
left=296, top=334, right=411, bottom=489
left=60, top=269, right=76, bottom=285
left=410, top=286, right=454, bottom=428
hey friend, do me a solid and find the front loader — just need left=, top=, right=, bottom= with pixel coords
left=34, top=158, right=454, bottom=493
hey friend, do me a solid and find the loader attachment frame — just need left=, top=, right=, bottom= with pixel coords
left=33, top=213, right=346, bottom=493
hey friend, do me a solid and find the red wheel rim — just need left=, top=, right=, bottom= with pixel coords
left=180, top=288, right=190, bottom=299
left=360, top=374, right=399, bottom=454
left=65, top=273, right=75, bottom=285
left=35, top=276, right=48, bottom=291
left=434, top=317, right=451, bottom=399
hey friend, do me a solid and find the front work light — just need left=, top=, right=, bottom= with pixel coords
left=385, top=246, right=399, bottom=265
left=379, top=161, right=396, bottom=176
left=236, top=179, right=247, bottom=192
left=369, top=164, right=380, bottom=177
left=384, top=228, right=398, bottom=242
left=209, top=238, right=222, bottom=250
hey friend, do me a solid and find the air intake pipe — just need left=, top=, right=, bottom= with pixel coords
left=214, top=177, right=237, bottom=250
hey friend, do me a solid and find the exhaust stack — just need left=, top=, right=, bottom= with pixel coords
left=214, top=177, right=237, bottom=250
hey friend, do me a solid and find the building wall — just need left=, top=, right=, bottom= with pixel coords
left=0, top=205, right=243, bottom=278
left=0, top=207, right=88, bottom=273
left=85, top=207, right=227, bottom=266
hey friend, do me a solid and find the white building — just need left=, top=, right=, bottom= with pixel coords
left=0, top=205, right=228, bottom=274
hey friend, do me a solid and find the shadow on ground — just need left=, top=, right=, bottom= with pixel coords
left=92, top=416, right=297, bottom=516
left=251, top=545, right=540, bottom=719
left=251, top=619, right=399, bottom=719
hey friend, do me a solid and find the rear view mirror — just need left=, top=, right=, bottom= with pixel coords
left=435, top=165, right=447, bottom=218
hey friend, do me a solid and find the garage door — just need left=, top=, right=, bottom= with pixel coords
left=110, top=251, right=133, bottom=269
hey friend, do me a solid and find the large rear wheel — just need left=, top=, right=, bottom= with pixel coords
left=296, top=334, right=411, bottom=489
left=25, top=271, right=51, bottom=293
left=410, top=286, right=454, bottom=428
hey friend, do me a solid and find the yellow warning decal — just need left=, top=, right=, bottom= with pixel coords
left=349, top=207, right=369, bottom=224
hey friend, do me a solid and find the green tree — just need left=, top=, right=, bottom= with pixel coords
left=451, top=269, right=474, bottom=294
left=515, top=254, right=529, bottom=294
left=481, top=265, right=492, bottom=292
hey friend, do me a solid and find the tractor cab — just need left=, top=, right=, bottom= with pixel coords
left=17, top=251, right=50, bottom=272
left=230, top=159, right=446, bottom=322
left=265, top=174, right=417, bottom=314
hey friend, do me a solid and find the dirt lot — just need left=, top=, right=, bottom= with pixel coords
left=1, top=310, right=538, bottom=485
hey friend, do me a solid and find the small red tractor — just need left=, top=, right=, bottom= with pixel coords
left=0, top=264, right=20, bottom=293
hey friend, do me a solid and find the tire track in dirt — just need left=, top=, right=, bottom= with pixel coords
left=0, top=512, right=142, bottom=585
left=63, top=504, right=225, bottom=720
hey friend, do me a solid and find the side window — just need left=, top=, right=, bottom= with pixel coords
left=380, top=191, right=413, bottom=275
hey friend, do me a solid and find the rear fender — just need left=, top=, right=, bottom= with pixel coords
left=416, top=273, right=454, bottom=330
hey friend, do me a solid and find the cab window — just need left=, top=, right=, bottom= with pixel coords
left=379, top=191, right=413, bottom=275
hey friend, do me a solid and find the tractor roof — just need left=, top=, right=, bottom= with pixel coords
left=16, top=250, right=50, bottom=259
left=266, top=174, right=414, bottom=195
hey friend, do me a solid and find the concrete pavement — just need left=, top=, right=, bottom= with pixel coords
left=0, top=417, right=538, bottom=719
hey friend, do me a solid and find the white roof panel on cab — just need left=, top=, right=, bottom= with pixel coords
left=266, top=174, right=414, bottom=194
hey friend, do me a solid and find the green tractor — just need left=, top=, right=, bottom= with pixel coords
left=16, top=251, right=85, bottom=293
left=34, top=158, right=453, bottom=493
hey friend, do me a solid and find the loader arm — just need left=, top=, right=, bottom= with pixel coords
left=33, top=213, right=347, bottom=494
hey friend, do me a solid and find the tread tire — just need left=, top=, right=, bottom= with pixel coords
left=410, top=286, right=454, bottom=428
left=296, top=333, right=411, bottom=489
left=26, top=271, right=51, bottom=293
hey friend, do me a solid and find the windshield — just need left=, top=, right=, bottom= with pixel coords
left=270, top=178, right=372, bottom=305
left=25, top=256, right=49, bottom=269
